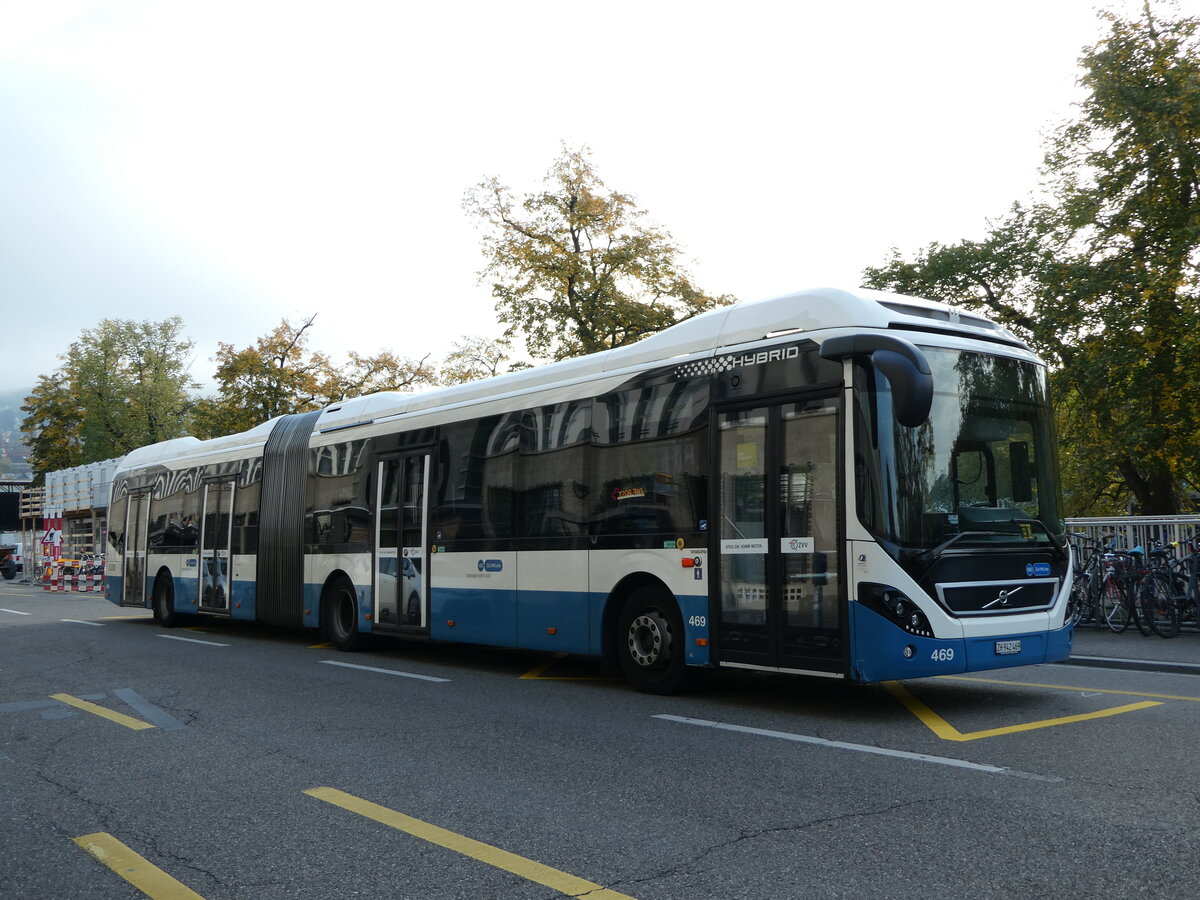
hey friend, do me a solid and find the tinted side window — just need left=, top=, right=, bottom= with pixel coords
left=519, top=401, right=590, bottom=538
left=592, top=380, right=709, bottom=536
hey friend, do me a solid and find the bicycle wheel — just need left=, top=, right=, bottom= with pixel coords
left=1067, top=573, right=1090, bottom=626
left=1100, top=577, right=1129, bottom=633
left=1142, top=571, right=1181, bottom=638
left=1133, top=577, right=1154, bottom=636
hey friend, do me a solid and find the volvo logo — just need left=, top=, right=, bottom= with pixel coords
left=983, top=586, right=1023, bottom=609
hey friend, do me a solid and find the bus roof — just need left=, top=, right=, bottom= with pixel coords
left=117, top=286, right=1021, bottom=473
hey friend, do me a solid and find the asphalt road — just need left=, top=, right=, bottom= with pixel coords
left=3, top=580, right=1199, bottom=899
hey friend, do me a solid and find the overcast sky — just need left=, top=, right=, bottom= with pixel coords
left=0, top=0, right=1141, bottom=397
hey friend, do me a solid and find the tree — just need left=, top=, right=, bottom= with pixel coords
left=465, top=145, right=736, bottom=361
left=315, top=350, right=438, bottom=404
left=19, top=375, right=82, bottom=480
left=192, top=316, right=329, bottom=438
left=193, top=315, right=441, bottom=438
left=20, top=318, right=197, bottom=479
left=863, top=4, right=1200, bottom=515
left=438, top=336, right=529, bottom=385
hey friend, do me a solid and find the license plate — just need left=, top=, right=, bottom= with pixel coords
left=995, top=639, right=1022, bottom=656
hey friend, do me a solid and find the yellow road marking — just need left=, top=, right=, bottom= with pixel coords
left=305, top=787, right=638, bottom=899
left=884, top=681, right=1162, bottom=742
left=309, top=642, right=333, bottom=649
left=73, top=832, right=205, bottom=899
left=519, top=653, right=565, bottom=679
left=519, top=653, right=615, bottom=681
left=50, top=694, right=155, bottom=731
left=940, top=675, right=1200, bottom=703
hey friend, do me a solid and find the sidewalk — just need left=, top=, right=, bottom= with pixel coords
left=1066, top=622, right=1200, bottom=675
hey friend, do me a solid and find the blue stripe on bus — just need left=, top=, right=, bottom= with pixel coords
left=850, top=602, right=1074, bottom=683
left=427, top=587, right=711, bottom=663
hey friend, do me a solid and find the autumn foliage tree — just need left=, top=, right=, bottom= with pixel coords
left=466, top=145, right=735, bottom=361
left=863, top=4, right=1200, bottom=514
left=191, top=315, right=438, bottom=438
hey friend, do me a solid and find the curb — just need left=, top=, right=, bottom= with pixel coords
left=1057, top=654, right=1200, bottom=677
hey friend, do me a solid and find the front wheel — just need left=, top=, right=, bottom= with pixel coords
left=616, top=586, right=695, bottom=695
left=324, top=576, right=365, bottom=651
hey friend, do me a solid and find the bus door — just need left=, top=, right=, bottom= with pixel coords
left=714, top=394, right=845, bottom=676
left=199, top=479, right=235, bottom=612
left=375, top=453, right=430, bottom=630
left=123, top=491, right=152, bottom=607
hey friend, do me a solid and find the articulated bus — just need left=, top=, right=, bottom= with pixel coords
left=106, top=287, right=1072, bottom=693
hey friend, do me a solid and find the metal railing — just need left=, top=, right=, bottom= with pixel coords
left=1066, top=515, right=1200, bottom=556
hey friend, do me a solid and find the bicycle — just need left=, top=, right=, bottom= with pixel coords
left=1166, top=533, right=1200, bottom=631
left=1068, top=533, right=1114, bottom=627
left=1135, top=543, right=1181, bottom=638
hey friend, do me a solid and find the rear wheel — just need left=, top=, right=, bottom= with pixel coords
left=1100, top=578, right=1128, bottom=634
left=1142, top=572, right=1180, bottom=639
left=152, top=574, right=181, bottom=627
left=616, top=586, right=695, bottom=695
left=324, top=576, right=365, bottom=651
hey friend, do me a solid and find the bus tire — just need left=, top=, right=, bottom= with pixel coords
left=324, top=575, right=365, bottom=652
left=152, top=573, right=181, bottom=627
left=616, top=585, right=695, bottom=695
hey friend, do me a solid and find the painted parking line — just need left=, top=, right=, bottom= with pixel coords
left=319, top=659, right=450, bottom=682
left=306, top=787, right=638, bottom=899
left=653, top=714, right=1057, bottom=781
left=941, top=674, right=1200, bottom=703
left=0, top=608, right=31, bottom=615
left=157, top=634, right=229, bottom=647
left=73, top=832, right=205, bottom=899
left=62, top=619, right=105, bottom=627
left=885, top=681, right=1162, bottom=742
left=520, top=652, right=617, bottom=681
left=50, top=694, right=155, bottom=731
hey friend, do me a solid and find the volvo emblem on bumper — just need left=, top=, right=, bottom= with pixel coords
left=984, top=586, right=1024, bottom=609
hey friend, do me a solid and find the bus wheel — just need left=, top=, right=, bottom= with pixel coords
left=325, top=576, right=365, bottom=651
left=617, top=586, right=694, bottom=695
left=152, top=574, right=181, bottom=627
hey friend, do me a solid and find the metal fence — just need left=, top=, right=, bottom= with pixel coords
left=1066, top=515, right=1200, bottom=556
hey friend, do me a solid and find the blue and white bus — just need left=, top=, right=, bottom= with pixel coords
left=106, top=287, right=1073, bottom=693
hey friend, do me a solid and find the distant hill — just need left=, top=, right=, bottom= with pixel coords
left=0, top=389, right=32, bottom=480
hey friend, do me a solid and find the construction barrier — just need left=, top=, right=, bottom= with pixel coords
left=42, top=559, right=105, bottom=593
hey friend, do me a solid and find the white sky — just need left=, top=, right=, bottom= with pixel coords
left=0, top=0, right=1141, bottom=396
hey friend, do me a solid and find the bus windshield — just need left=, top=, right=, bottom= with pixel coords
left=854, top=347, right=1065, bottom=555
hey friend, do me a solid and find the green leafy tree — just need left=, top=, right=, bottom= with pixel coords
left=19, top=318, right=197, bottom=479
left=864, top=4, right=1200, bottom=515
left=465, top=145, right=736, bottom=361
left=19, top=375, right=82, bottom=481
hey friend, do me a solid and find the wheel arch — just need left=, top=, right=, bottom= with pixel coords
left=319, top=568, right=366, bottom=639
left=601, top=572, right=677, bottom=669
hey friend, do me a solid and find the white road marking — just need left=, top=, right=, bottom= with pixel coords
left=654, top=714, right=1060, bottom=781
left=319, top=660, right=450, bottom=682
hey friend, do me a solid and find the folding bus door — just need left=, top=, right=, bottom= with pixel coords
left=123, top=491, right=152, bottom=607
left=198, top=479, right=235, bottom=612
left=714, top=394, right=846, bottom=676
left=375, top=453, right=430, bottom=630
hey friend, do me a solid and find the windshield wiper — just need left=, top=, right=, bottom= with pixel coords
left=914, top=530, right=1006, bottom=565
left=1009, top=517, right=1068, bottom=558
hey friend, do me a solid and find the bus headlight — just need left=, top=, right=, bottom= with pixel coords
left=858, top=584, right=934, bottom=639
